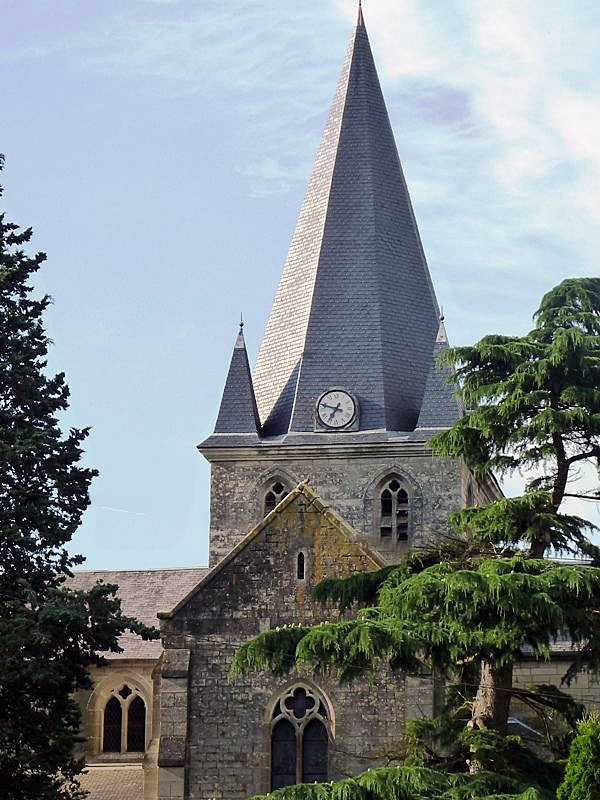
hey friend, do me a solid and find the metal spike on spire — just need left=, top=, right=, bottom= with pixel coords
left=235, top=314, right=245, bottom=349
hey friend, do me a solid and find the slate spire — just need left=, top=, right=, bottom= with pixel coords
left=252, top=8, right=441, bottom=436
left=213, top=322, right=261, bottom=435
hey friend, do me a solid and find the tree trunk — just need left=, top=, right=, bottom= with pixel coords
left=468, top=660, right=513, bottom=773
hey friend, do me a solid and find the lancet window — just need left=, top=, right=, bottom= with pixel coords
left=270, top=685, right=329, bottom=790
left=102, top=684, right=147, bottom=753
left=379, top=478, right=409, bottom=540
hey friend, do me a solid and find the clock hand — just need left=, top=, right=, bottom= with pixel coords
left=327, top=403, right=342, bottom=422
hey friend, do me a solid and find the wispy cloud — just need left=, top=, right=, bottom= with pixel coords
left=77, top=2, right=346, bottom=195
left=100, top=505, right=150, bottom=518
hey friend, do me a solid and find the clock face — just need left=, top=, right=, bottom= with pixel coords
left=317, top=390, right=356, bottom=429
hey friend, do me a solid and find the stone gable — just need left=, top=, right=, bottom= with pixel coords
left=157, top=484, right=428, bottom=800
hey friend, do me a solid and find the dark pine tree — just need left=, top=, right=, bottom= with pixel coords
left=230, top=277, right=600, bottom=800
left=0, top=156, right=157, bottom=800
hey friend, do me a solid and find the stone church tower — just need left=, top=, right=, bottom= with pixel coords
left=154, top=7, right=480, bottom=800
left=200, top=4, right=464, bottom=569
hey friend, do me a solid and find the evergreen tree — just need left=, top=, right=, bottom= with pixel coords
left=0, top=156, right=157, bottom=800
left=230, top=277, right=600, bottom=800
left=557, top=712, right=600, bottom=800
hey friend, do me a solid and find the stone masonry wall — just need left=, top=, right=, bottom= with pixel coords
left=208, top=446, right=463, bottom=566
left=513, top=658, right=600, bottom=727
left=161, top=490, right=420, bottom=800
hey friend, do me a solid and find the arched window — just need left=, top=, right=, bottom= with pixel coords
left=264, top=481, right=289, bottom=515
left=271, top=686, right=329, bottom=790
left=103, top=696, right=122, bottom=753
left=102, top=684, right=147, bottom=754
left=297, top=552, right=305, bottom=580
left=127, top=696, right=146, bottom=752
left=379, top=478, right=409, bottom=541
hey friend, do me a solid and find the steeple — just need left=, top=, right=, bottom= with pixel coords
left=213, top=322, right=261, bottom=436
left=252, top=8, right=441, bottom=436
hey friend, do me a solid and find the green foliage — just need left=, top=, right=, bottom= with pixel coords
left=313, top=550, right=468, bottom=613
left=248, top=765, right=548, bottom=800
left=450, top=492, right=594, bottom=555
left=557, top=712, right=600, bottom=800
left=312, top=565, right=396, bottom=612
left=229, top=625, right=311, bottom=679
left=430, top=277, right=600, bottom=556
left=232, top=556, right=600, bottom=682
left=0, top=156, right=158, bottom=800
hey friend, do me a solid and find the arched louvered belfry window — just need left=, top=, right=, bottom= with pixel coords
left=102, top=684, right=147, bottom=754
left=264, top=481, right=289, bottom=515
left=126, top=695, right=146, bottom=752
left=270, top=685, right=330, bottom=790
left=379, top=478, right=409, bottom=541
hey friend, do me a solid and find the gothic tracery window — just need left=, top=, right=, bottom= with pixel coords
left=379, top=478, right=409, bottom=541
left=264, top=481, right=289, bottom=515
left=102, top=684, right=147, bottom=754
left=271, top=686, right=329, bottom=789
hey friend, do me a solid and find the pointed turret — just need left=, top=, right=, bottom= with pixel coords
left=213, top=322, right=261, bottom=435
left=415, top=317, right=462, bottom=431
left=252, top=7, right=441, bottom=436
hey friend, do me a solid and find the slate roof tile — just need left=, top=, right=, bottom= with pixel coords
left=68, top=567, right=208, bottom=659
left=77, top=765, right=143, bottom=800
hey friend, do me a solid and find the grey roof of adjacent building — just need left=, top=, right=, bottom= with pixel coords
left=415, top=320, right=462, bottom=430
left=213, top=325, right=261, bottom=436
left=251, top=8, right=441, bottom=436
left=68, top=567, right=208, bottom=659
left=77, top=765, right=143, bottom=800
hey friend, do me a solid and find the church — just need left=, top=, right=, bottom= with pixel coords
left=69, top=7, right=594, bottom=800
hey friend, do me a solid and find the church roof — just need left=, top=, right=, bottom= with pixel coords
left=76, top=765, right=143, bottom=800
left=68, top=567, right=208, bottom=659
left=213, top=323, right=261, bottom=436
left=251, top=8, right=441, bottom=436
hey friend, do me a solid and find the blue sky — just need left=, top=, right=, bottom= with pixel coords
left=2, top=0, right=599, bottom=569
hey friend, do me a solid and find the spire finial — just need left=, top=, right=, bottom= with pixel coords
left=436, top=309, right=448, bottom=344
left=235, top=313, right=246, bottom=348
left=357, top=0, right=364, bottom=27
